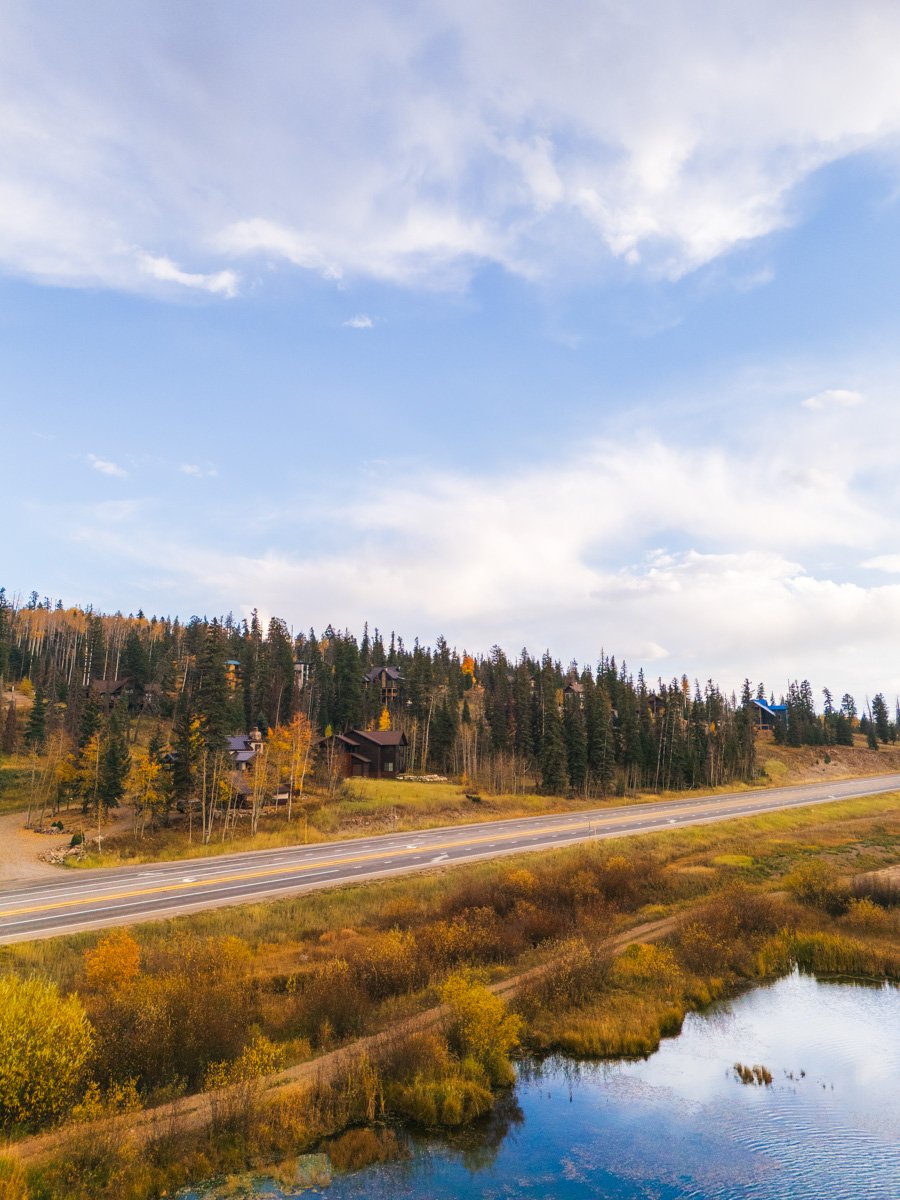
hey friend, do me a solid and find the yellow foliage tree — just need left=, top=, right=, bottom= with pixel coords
left=83, top=928, right=142, bottom=994
left=127, top=747, right=167, bottom=837
left=0, top=975, right=94, bottom=1130
left=268, top=712, right=315, bottom=822
left=378, top=705, right=392, bottom=731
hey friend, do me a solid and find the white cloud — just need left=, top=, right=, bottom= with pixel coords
left=3, top=4, right=900, bottom=294
left=137, top=252, right=238, bottom=298
left=180, top=463, right=218, bottom=479
left=343, top=314, right=373, bottom=329
left=861, top=554, right=900, bottom=573
left=87, top=454, right=126, bottom=478
left=802, top=388, right=865, bottom=411
left=59, top=404, right=900, bottom=698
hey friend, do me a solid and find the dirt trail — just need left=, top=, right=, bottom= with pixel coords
left=0, top=808, right=133, bottom=885
left=5, top=913, right=680, bottom=1166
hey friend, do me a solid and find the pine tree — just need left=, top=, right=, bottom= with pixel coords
left=540, top=697, right=568, bottom=795
left=98, top=709, right=130, bottom=811
left=196, top=621, right=230, bottom=751
left=24, top=685, right=47, bottom=751
left=2, top=701, right=17, bottom=755
left=871, top=693, right=891, bottom=744
left=564, top=703, right=588, bottom=793
left=587, top=683, right=616, bottom=793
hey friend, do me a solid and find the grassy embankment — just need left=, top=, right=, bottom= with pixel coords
left=0, top=792, right=897, bottom=1198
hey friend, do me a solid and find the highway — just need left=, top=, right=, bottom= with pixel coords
left=1, top=773, right=898, bottom=944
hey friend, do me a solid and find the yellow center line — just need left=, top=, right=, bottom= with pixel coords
left=0, top=797, right=765, bottom=921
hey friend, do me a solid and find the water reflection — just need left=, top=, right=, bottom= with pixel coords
left=192, top=972, right=900, bottom=1200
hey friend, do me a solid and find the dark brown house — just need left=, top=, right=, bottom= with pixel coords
left=324, top=728, right=408, bottom=779
left=363, top=666, right=403, bottom=705
left=90, top=677, right=134, bottom=706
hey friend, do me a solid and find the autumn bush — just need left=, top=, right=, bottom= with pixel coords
left=672, top=885, right=785, bottom=976
left=0, top=975, right=93, bottom=1132
left=82, top=931, right=253, bottom=1091
left=440, top=973, right=523, bottom=1087
left=784, top=859, right=850, bottom=916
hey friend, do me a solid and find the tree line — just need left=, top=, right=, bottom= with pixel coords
left=0, top=588, right=893, bottom=827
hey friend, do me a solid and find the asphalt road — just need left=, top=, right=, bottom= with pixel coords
left=1, top=773, right=898, bottom=944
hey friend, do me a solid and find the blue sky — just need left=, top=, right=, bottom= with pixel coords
left=4, top=1, right=900, bottom=699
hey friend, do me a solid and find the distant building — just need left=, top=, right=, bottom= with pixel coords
left=224, top=660, right=240, bottom=689
left=563, top=680, right=585, bottom=707
left=227, top=728, right=264, bottom=770
left=751, top=699, right=788, bottom=730
left=90, top=678, right=134, bottom=706
left=322, top=728, right=408, bottom=778
left=364, top=665, right=403, bottom=706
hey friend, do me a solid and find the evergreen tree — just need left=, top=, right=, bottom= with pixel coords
left=564, top=702, right=588, bottom=793
left=540, top=697, right=568, bottom=794
left=2, top=700, right=17, bottom=754
left=587, top=682, right=616, bottom=793
left=172, top=703, right=202, bottom=805
left=196, top=621, right=230, bottom=751
left=98, top=710, right=130, bottom=810
left=24, top=685, right=47, bottom=751
left=429, top=701, right=458, bottom=771
left=871, top=693, right=891, bottom=743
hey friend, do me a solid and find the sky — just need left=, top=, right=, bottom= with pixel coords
left=3, top=0, right=900, bottom=701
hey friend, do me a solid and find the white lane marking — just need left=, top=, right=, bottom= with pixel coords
left=430, top=854, right=449, bottom=863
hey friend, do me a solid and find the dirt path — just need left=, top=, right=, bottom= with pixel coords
left=5, top=913, right=680, bottom=1166
left=0, top=808, right=134, bottom=884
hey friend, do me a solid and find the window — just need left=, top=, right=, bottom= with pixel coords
left=384, top=762, right=394, bottom=773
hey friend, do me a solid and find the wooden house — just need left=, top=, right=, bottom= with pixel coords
left=322, top=728, right=408, bottom=779
left=364, top=666, right=403, bottom=706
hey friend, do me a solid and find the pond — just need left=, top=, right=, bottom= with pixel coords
left=194, top=971, right=900, bottom=1199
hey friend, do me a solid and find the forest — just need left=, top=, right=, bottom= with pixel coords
left=0, top=587, right=895, bottom=836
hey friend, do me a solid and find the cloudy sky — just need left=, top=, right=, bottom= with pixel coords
left=3, top=0, right=900, bottom=700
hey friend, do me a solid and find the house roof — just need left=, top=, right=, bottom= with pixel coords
left=364, top=666, right=403, bottom=683
left=751, top=699, right=788, bottom=716
left=226, top=734, right=252, bottom=752
left=91, top=678, right=130, bottom=695
left=565, top=681, right=584, bottom=694
left=352, top=729, right=408, bottom=747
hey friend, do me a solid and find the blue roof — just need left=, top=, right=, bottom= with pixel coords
left=751, top=699, right=788, bottom=715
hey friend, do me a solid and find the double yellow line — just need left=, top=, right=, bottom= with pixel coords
left=0, top=816, right=608, bottom=920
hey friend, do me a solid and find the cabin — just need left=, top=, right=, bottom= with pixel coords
left=364, top=666, right=403, bottom=706
left=322, top=728, right=408, bottom=779
left=226, top=728, right=264, bottom=770
left=646, top=693, right=666, bottom=718
left=90, top=677, right=134, bottom=707
left=563, top=680, right=585, bottom=707
left=751, top=699, right=788, bottom=731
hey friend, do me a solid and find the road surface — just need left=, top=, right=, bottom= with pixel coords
left=1, top=773, right=898, bottom=944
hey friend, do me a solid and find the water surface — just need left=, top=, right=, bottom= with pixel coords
left=198, top=972, right=900, bottom=1199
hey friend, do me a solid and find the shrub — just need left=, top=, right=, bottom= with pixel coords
left=440, top=975, right=522, bottom=1087
left=521, top=937, right=611, bottom=1013
left=0, top=975, right=94, bottom=1132
left=784, top=860, right=849, bottom=916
